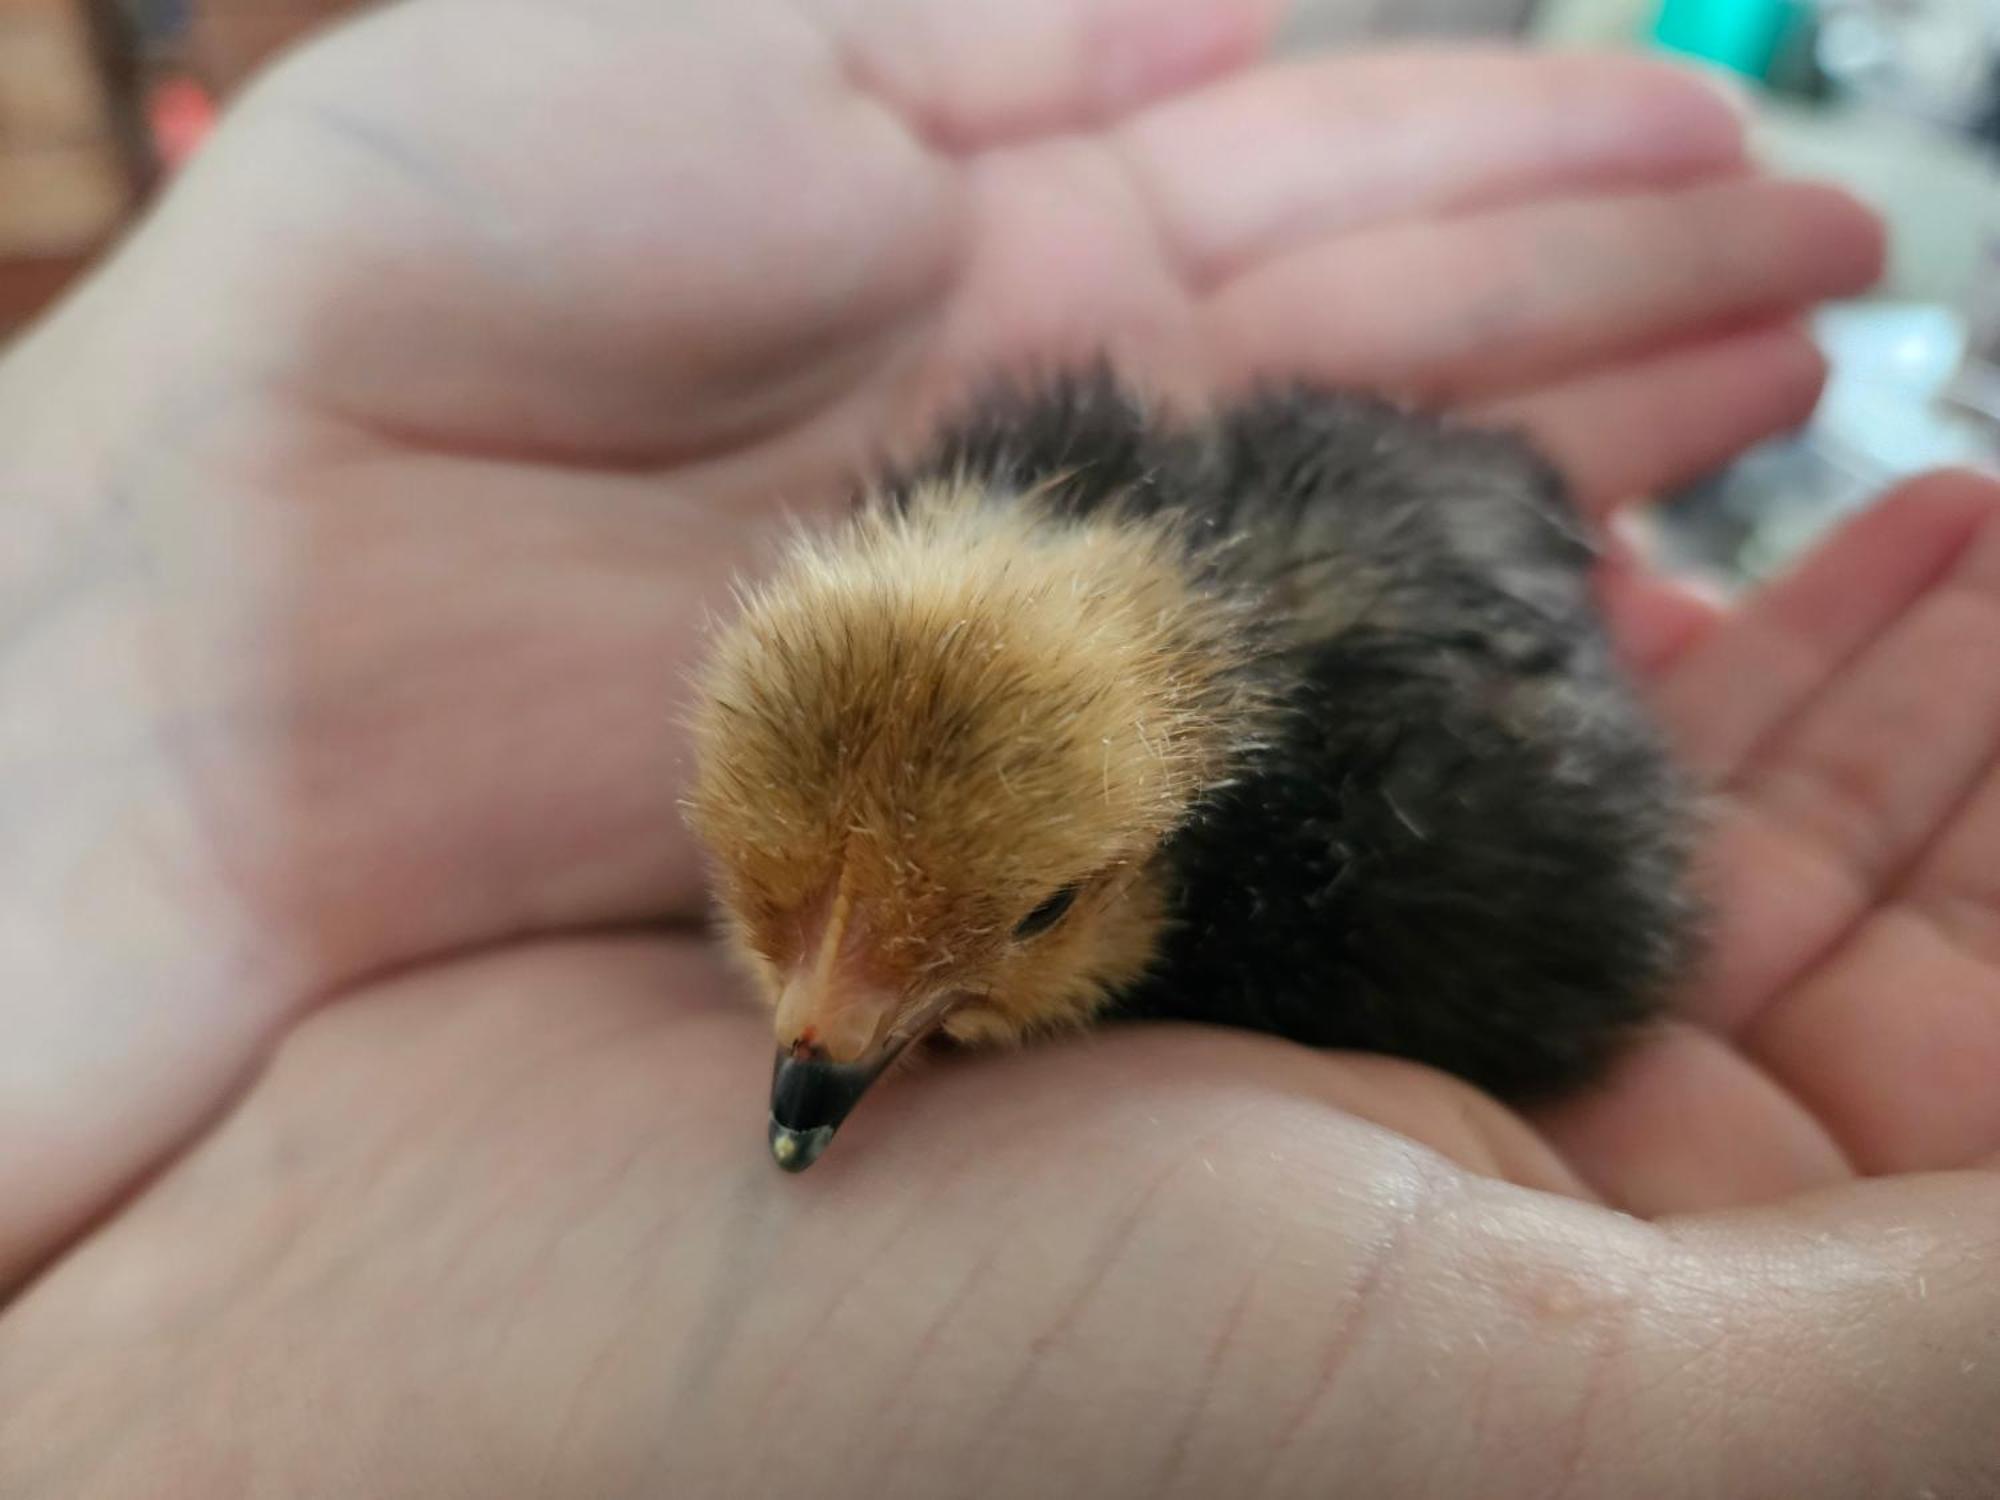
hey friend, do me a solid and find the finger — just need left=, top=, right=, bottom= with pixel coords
left=1285, top=1052, right=1592, bottom=1197
left=1650, top=1173, right=2000, bottom=1498
left=1202, top=178, right=1882, bottom=401
left=1532, top=1022, right=1853, bottom=1215
left=830, top=0, right=1284, bottom=149
left=1472, top=320, right=1827, bottom=517
left=1734, top=506, right=2000, bottom=1171
left=1119, top=49, right=1746, bottom=289
left=20, top=941, right=1996, bottom=1499
left=1899, top=737, right=2000, bottom=984
left=1736, top=492, right=2000, bottom=902
left=1657, top=470, right=2000, bottom=778
left=1592, top=524, right=1728, bottom=678
left=1672, top=475, right=2000, bottom=1035
left=1742, top=892, right=2000, bottom=1173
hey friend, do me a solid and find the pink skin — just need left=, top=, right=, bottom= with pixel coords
left=6, top=1, right=1995, bottom=1493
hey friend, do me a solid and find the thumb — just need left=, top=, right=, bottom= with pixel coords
left=1319, top=1163, right=1998, bottom=1498
left=1633, top=1172, right=2000, bottom=1497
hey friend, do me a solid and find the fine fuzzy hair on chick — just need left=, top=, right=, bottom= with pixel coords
left=688, top=479, right=1273, bottom=1049
left=688, top=368, right=1697, bottom=1102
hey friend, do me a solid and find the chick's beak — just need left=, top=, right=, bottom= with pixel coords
left=768, top=1049, right=894, bottom=1173
left=766, top=981, right=961, bottom=1173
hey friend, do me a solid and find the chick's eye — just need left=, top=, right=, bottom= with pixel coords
left=1014, top=884, right=1080, bottom=940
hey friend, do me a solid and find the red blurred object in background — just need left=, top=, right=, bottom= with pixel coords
left=146, top=72, right=214, bottom=170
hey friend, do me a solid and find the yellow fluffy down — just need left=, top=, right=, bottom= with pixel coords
left=685, top=478, right=1269, bottom=1043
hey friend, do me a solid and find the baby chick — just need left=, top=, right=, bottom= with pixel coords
left=687, top=371, right=1695, bottom=1172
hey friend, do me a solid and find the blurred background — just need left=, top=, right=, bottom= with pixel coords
left=3, top=0, right=1996, bottom=582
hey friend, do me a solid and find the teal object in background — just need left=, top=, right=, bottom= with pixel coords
left=1650, top=0, right=1804, bottom=80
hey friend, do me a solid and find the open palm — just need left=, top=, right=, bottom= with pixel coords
left=4, top=1, right=1994, bottom=1493
left=1540, top=473, right=2000, bottom=1212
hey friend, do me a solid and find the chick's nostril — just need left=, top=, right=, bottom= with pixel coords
left=787, top=1031, right=827, bottom=1062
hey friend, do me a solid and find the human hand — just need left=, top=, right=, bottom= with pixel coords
left=7, top=3, right=1960, bottom=1489
left=4, top=478, right=1997, bottom=1496
left=1545, top=470, right=2000, bottom=1217
left=0, top=0, right=1879, bottom=1290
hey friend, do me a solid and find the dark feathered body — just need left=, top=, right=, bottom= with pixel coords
left=879, top=373, right=1695, bottom=1099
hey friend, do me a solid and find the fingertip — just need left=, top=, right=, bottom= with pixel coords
left=1692, top=314, right=1831, bottom=434
left=1476, top=318, right=1832, bottom=518
left=1728, top=314, right=1833, bottom=439
left=1680, top=59, right=1756, bottom=128
left=1779, top=179, right=1889, bottom=299
left=1774, top=466, right=2000, bottom=602
left=1620, top=52, right=1755, bottom=169
left=1658, top=461, right=2000, bottom=773
left=1596, top=532, right=1730, bottom=677
left=1775, top=315, right=1832, bottom=406
left=1502, top=49, right=1754, bottom=184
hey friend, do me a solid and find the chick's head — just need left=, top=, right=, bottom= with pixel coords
left=687, top=484, right=1259, bottom=1085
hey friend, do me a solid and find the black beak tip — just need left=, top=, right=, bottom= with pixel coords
left=768, top=1118, right=836, bottom=1173
left=767, top=1047, right=890, bottom=1175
